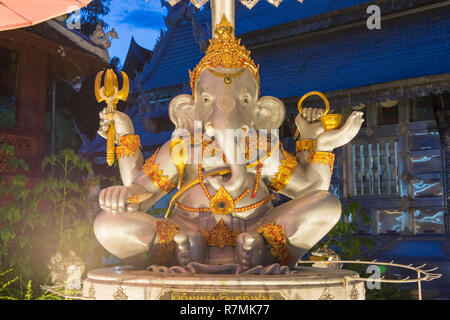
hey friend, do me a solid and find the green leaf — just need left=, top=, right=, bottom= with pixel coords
left=18, top=236, right=27, bottom=249
left=1, top=230, right=10, bottom=243
left=24, top=280, right=33, bottom=300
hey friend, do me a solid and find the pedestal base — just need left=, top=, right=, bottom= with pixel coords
left=82, top=266, right=365, bottom=300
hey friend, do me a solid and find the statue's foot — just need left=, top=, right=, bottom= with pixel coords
left=174, top=232, right=207, bottom=266
left=235, top=232, right=265, bottom=270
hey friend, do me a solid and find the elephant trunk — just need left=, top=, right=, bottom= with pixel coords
left=205, top=123, right=247, bottom=198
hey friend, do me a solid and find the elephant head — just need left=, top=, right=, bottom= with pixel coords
left=168, top=15, right=285, bottom=197
left=169, top=67, right=285, bottom=197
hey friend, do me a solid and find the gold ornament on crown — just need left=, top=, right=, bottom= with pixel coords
left=189, top=15, right=260, bottom=96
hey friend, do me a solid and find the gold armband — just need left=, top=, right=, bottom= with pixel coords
left=269, top=150, right=298, bottom=192
left=155, top=220, right=179, bottom=265
left=116, top=134, right=141, bottom=158
left=296, top=139, right=315, bottom=152
left=308, top=151, right=335, bottom=174
left=142, top=148, right=176, bottom=193
left=257, top=221, right=292, bottom=265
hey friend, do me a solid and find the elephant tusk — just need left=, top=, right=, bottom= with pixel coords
left=205, top=122, right=215, bottom=137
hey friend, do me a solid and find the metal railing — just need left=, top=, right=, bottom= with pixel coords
left=296, top=259, right=442, bottom=300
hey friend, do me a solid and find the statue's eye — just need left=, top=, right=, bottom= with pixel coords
left=203, top=96, right=210, bottom=103
left=243, top=97, right=249, bottom=104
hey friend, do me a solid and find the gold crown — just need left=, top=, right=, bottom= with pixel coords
left=189, top=15, right=260, bottom=96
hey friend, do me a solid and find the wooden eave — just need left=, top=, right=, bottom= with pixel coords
left=0, top=28, right=107, bottom=81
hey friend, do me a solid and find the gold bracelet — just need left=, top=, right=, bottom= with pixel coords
left=257, top=221, right=292, bottom=265
left=269, top=150, right=298, bottom=192
left=142, top=148, right=177, bottom=193
left=116, top=134, right=141, bottom=158
left=296, top=139, right=315, bottom=153
left=308, top=151, right=335, bottom=174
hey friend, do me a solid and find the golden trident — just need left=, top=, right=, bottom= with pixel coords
left=94, top=69, right=129, bottom=166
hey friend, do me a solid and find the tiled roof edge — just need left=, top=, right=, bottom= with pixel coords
left=243, top=0, right=444, bottom=48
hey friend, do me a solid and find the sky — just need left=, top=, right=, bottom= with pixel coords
left=102, top=0, right=168, bottom=66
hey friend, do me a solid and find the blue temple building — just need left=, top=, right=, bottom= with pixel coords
left=86, top=0, right=450, bottom=237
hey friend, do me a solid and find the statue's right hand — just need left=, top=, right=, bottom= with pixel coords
left=98, top=107, right=134, bottom=143
left=99, top=186, right=137, bottom=214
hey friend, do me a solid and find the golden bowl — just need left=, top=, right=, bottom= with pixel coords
left=321, top=114, right=343, bottom=131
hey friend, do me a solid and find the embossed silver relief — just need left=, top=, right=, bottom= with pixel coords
left=350, top=284, right=360, bottom=300
left=88, top=284, right=96, bottom=300
left=318, top=287, right=335, bottom=300
left=113, top=285, right=128, bottom=300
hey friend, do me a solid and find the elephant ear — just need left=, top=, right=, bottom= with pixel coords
left=168, top=94, right=195, bottom=132
left=254, top=96, right=286, bottom=129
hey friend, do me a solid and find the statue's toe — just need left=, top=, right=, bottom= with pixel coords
left=174, top=233, right=191, bottom=265
left=174, top=232, right=206, bottom=266
left=236, top=232, right=263, bottom=270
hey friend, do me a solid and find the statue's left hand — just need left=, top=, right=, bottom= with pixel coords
left=315, top=111, right=364, bottom=152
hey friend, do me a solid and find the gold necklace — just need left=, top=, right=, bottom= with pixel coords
left=164, top=138, right=280, bottom=218
left=197, top=144, right=251, bottom=215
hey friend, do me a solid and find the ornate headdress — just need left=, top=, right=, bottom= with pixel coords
left=189, top=15, right=260, bottom=96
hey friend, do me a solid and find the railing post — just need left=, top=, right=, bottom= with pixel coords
left=417, top=271, right=422, bottom=300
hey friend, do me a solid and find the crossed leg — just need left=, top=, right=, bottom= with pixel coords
left=244, top=190, right=342, bottom=268
left=94, top=211, right=208, bottom=267
left=94, top=190, right=341, bottom=269
left=94, top=211, right=159, bottom=263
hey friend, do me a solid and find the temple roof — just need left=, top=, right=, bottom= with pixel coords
left=79, top=0, right=450, bottom=159
left=26, top=19, right=109, bottom=62
left=135, top=0, right=450, bottom=104
left=123, top=36, right=153, bottom=80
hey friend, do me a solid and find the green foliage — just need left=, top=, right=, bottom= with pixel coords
left=0, top=269, right=19, bottom=299
left=312, top=201, right=375, bottom=260
left=0, top=143, right=29, bottom=173
left=79, top=0, right=111, bottom=37
left=365, top=283, right=414, bottom=300
left=0, top=145, right=35, bottom=278
left=38, top=149, right=106, bottom=258
left=0, top=147, right=108, bottom=298
left=310, top=201, right=415, bottom=300
left=0, top=269, right=61, bottom=300
left=40, top=149, right=92, bottom=248
left=45, top=104, right=82, bottom=154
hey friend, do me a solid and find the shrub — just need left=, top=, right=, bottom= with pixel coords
left=0, top=147, right=108, bottom=296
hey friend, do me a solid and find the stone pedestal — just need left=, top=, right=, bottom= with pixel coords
left=82, top=266, right=365, bottom=300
